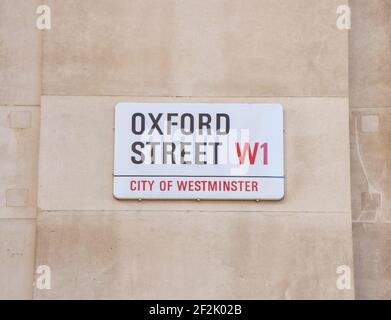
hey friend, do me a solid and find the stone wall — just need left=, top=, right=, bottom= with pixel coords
left=0, top=0, right=388, bottom=299
left=350, top=0, right=391, bottom=300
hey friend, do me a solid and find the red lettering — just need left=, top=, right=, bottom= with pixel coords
left=177, top=180, right=187, bottom=191
left=236, top=143, right=259, bottom=165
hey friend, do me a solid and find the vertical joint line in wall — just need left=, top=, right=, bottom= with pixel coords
left=354, top=116, right=382, bottom=221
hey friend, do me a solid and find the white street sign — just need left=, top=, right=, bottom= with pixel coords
left=114, top=103, right=284, bottom=200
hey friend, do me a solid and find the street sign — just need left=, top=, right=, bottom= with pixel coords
left=114, top=103, right=284, bottom=200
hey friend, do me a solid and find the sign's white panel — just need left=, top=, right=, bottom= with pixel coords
left=114, top=103, right=284, bottom=200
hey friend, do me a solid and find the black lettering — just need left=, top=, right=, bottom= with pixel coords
left=209, top=142, right=222, bottom=164
left=167, top=113, right=178, bottom=134
left=146, top=142, right=159, bottom=164
left=217, top=113, right=230, bottom=135
left=131, top=113, right=145, bottom=135
left=148, top=113, right=163, bottom=135
left=131, top=142, right=145, bottom=164
left=199, top=113, right=212, bottom=134
left=180, top=142, right=191, bottom=164
left=181, top=113, right=194, bottom=135
left=195, top=142, right=207, bottom=165
left=163, top=142, right=176, bottom=164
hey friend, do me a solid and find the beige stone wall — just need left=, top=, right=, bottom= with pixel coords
left=0, top=0, right=41, bottom=299
left=35, top=96, right=352, bottom=299
left=0, top=0, right=388, bottom=300
left=350, top=0, right=391, bottom=299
